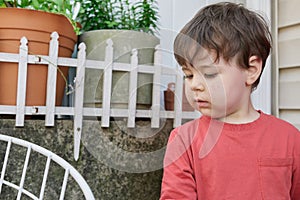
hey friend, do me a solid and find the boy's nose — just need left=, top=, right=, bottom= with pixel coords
left=191, top=74, right=205, bottom=91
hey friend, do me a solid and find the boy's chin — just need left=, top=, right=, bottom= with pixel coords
left=198, top=109, right=227, bottom=120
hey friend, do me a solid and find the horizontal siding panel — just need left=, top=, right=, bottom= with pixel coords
left=278, top=0, right=300, bottom=27
left=279, top=67, right=300, bottom=81
left=279, top=82, right=300, bottom=108
left=279, top=68, right=300, bottom=108
left=278, top=25, right=300, bottom=40
left=279, top=110, right=300, bottom=130
left=278, top=0, right=300, bottom=131
left=278, top=38, right=300, bottom=67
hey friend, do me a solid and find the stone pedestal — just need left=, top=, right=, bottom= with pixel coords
left=0, top=118, right=172, bottom=199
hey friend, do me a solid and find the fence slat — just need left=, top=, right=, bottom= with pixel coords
left=45, top=32, right=59, bottom=126
left=127, top=49, right=138, bottom=128
left=151, top=45, right=162, bottom=128
left=174, top=66, right=184, bottom=127
left=101, top=39, right=113, bottom=127
left=15, top=37, right=28, bottom=127
left=74, top=43, right=86, bottom=161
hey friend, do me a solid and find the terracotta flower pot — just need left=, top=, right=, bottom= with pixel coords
left=0, top=8, right=77, bottom=106
left=164, top=82, right=194, bottom=111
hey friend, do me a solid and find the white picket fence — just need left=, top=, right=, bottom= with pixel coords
left=0, top=32, right=200, bottom=160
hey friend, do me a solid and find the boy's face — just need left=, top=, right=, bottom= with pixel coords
left=182, top=50, right=251, bottom=122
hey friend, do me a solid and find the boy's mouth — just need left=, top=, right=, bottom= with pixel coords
left=195, top=99, right=210, bottom=108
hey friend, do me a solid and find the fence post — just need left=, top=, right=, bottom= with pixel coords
left=127, top=49, right=138, bottom=128
left=74, top=42, right=86, bottom=161
left=15, top=37, right=28, bottom=127
left=101, top=39, right=113, bottom=127
left=174, top=66, right=184, bottom=127
left=45, top=32, right=59, bottom=126
left=151, top=45, right=162, bottom=128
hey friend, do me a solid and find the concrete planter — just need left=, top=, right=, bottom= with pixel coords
left=79, top=30, right=160, bottom=109
left=0, top=118, right=173, bottom=200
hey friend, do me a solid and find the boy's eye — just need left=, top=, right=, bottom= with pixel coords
left=184, top=74, right=193, bottom=79
left=204, top=73, right=218, bottom=78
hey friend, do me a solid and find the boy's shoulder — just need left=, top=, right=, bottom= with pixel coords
left=169, top=112, right=299, bottom=140
left=262, top=112, right=299, bottom=133
left=168, top=118, right=201, bottom=144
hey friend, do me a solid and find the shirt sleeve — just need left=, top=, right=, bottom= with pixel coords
left=160, top=128, right=197, bottom=200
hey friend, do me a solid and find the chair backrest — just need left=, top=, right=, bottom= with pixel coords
left=0, top=134, right=95, bottom=200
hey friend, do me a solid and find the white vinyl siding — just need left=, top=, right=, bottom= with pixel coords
left=276, top=0, right=300, bottom=129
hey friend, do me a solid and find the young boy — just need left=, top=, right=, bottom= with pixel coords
left=160, top=2, right=300, bottom=200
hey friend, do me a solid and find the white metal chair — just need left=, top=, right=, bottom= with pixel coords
left=0, top=134, right=95, bottom=200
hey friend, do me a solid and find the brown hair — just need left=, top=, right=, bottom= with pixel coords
left=174, top=2, right=272, bottom=89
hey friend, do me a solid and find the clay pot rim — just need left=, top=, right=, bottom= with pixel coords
left=0, top=7, right=77, bottom=42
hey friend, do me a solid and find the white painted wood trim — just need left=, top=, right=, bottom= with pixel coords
left=127, top=49, right=138, bottom=128
left=74, top=43, right=86, bottom=161
left=151, top=45, right=163, bottom=128
left=272, top=0, right=279, bottom=117
left=174, top=66, right=184, bottom=127
left=45, top=32, right=59, bottom=126
left=15, top=37, right=28, bottom=127
left=101, top=39, right=113, bottom=127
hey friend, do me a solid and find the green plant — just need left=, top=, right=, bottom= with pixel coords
left=77, top=0, right=159, bottom=35
left=0, top=0, right=80, bottom=34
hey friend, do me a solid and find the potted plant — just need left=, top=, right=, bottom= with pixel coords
left=76, top=0, right=160, bottom=109
left=0, top=0, right=79, bottom=106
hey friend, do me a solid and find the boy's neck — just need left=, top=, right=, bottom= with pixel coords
left=216, top=105, right=260, bottom=124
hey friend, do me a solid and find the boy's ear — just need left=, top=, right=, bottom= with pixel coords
left=246, top=55, right=262, bottom=86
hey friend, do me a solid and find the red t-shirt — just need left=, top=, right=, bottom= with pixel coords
left=161, top=111, right=300, bottom=200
